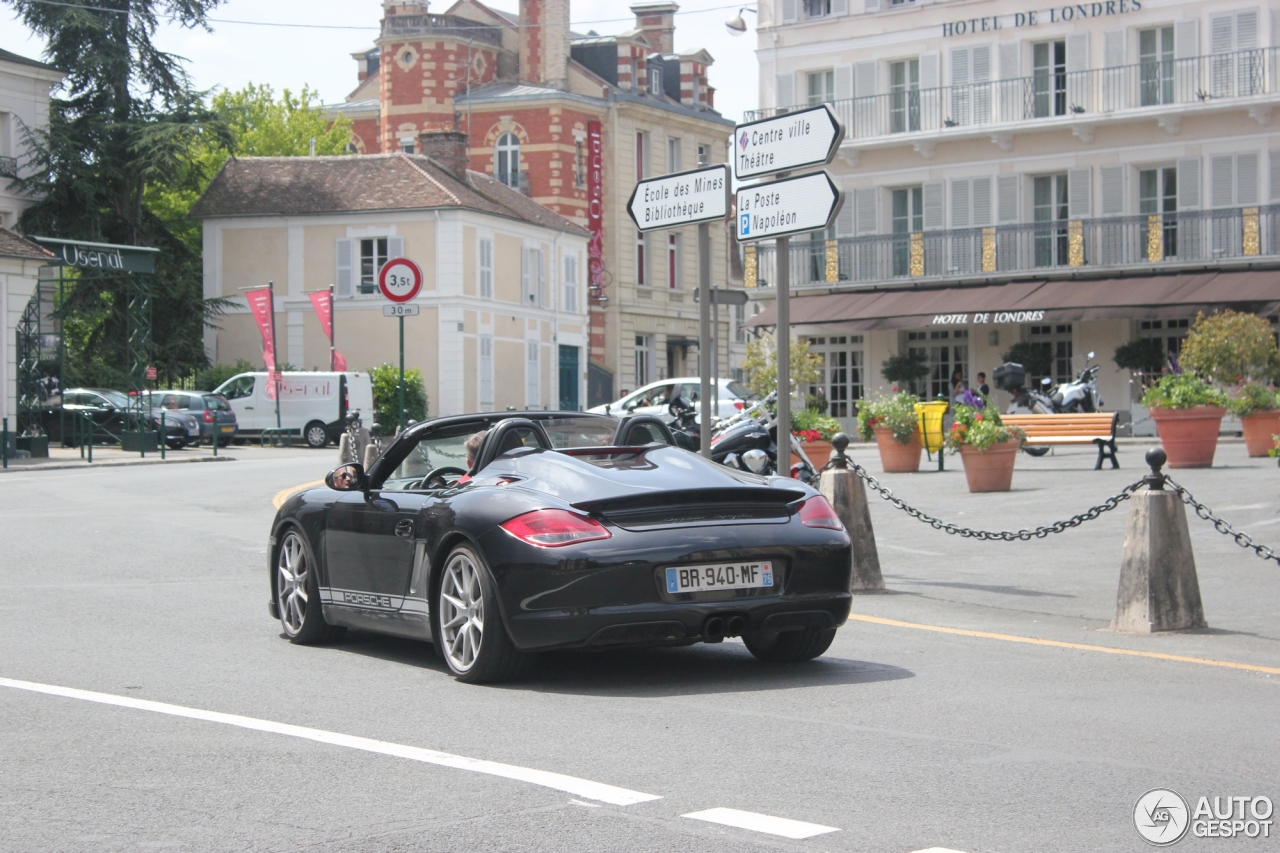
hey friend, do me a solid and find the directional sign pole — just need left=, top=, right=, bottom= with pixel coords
left=699, top=222, right=712, bottom=458
left=776, top=236, right=789, bottom=473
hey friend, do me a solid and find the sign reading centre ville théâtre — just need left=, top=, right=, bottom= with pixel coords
left=734, top=105, right=844, bottom=181
left=736, top=172, right=843, bottom=242
left=627, top=164, right=730, bottom=231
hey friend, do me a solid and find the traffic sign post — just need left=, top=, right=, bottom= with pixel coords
left=736, top=172, right=843, bottom=242
left=628, top=164, right=732, bottom=459
left=734, top=105, right=843, bottom=181
left=377, top=258, right=424, bottom=432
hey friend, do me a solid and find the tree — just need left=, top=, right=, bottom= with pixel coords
left=1000, top=342, right=1052, bottom=380
left=1179, top=310, right=1280, bottom=386
left=369, top=364, right=428, bottom=429
left=742, top=334, right=821, bottom=398
left=881, top=352, right=930, bottom=388
left=5, top=0, right=231, bottom=386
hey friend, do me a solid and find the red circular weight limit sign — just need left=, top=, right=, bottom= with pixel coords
left=378, top=258, right=423, bottom=303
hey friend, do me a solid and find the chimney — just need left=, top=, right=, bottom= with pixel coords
left=417, top=131, right=470, bottom=180
left=383, top=0, right=428, bottom=14
left=631, top=2, right=678, bottom=55
left=519, top=0, right=570, bottom=89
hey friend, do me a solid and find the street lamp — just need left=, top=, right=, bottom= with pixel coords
left=725, top=6, right=755, bottom=35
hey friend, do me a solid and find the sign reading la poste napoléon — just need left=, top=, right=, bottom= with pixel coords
left=627, top=164, right=730, bottom=231
left=734, top=105, right=844, bottom=181
left=736, top=172, right=843, bottom=242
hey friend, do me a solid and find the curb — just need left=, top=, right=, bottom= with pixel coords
left=0, top=456, right=236, bottom=474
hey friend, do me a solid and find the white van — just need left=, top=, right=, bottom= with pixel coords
left=213, top=372, right=374, bottom=448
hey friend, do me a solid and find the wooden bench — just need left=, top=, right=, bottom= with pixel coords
left=1002, top=412, right=1120, bottom=470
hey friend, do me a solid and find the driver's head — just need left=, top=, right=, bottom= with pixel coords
left=464, top=429, right=487, bottom=469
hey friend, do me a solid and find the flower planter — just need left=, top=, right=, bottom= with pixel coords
left=957, top=439, right=1019, bottom=492
left=873, top=426, right=923, bottom=473
left=791, top=439, right=833, bottom=474
left=1149, top=406, right=1227, bottom=468
left=1239, top=410, right=1280, bottom=457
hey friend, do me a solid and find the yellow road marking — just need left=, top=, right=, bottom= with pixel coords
left=272, top=481, right=324, bottom=509
left=847, top=613, right=1280, bottom=676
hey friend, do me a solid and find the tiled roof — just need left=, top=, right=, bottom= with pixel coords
left=0, top=48, right=60, bottom=73
left=189, top=153, right=588, bottom=236
left=0, top=228, right=54, bottom=260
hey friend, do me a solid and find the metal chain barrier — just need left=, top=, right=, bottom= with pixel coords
left=1165, top=476, right=1280, bottom=565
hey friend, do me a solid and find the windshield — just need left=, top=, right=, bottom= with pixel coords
left=383, top=426, right=474, bottom=490
left=726, top=380, right=758, bottom=401
left=203, top=395, right=230, bottom=411
left=540, top=417, right=616, bottom=448
left=98, top=390, right=130, bottom=408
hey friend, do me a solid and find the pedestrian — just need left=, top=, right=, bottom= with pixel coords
left=976, top=372, right=990, bottom=397
left=951, top=368, right=967, bottom=402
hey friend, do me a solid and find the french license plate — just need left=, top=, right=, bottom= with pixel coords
left=665, top=561, right=773, bottom=594
left=220, top=426, right=234, bottom=433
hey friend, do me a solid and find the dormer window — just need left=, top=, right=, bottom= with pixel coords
left=649, top=66, right=663, bottom=96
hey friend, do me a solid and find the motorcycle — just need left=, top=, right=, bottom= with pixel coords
left=994, top=352, right=1104, bottom=457
left=669, top=391, right=819, bottom=484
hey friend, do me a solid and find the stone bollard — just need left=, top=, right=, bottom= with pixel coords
left=821, top=432, right=885, bottom=592
left=1112, top=448, right=1207, bottom=633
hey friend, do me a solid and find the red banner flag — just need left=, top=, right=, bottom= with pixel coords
left=308, top=290, right=333, bottom=341
left=245, top=287, right=276, bottom=369
left=333, top=351, right=347, bottom=371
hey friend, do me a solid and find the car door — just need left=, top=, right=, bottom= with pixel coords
left=325, top=489, right=432, bottom=608
left=220, top=375, right=259, bottom=430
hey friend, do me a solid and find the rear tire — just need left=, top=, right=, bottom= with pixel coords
left=743, top=627, right=836, bottom=662
left=434, top=544, right=529, bottom=683
left=304, top=421, right=329, bottom=449
left=1023, top=446, right=1051, bottom=457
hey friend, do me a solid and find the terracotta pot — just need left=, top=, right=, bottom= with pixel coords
left=1239, top=410, right=1280, bottom=457
left=957, top=439, right=1019, bottom=492
left=790, top=439, right=833, bottom=473
left=1149, top=406, right=1227, bottom=468
left=873, top=426, right=923, bottom=473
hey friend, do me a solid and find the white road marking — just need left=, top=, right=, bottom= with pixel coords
left=681, top=807, right=839, bottom=839
left=908, top=848, right=969, bottom=853
left=0, top=677, right=661, bottom=807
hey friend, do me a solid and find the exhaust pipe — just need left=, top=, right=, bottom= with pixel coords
left=726, top=615, right=747, bottom=637
left=703, top=616, right=726, bottom=642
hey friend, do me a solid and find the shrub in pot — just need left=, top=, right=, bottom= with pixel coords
left=790, top=408, right=842, bottom=472
left=944, top=390, right=1025, bottom=492
left=1141, top=373, right=1228, bottom=468
left=856, top=391, right=923, bottom=472
left=1228, top=382, right=1280, bottom=457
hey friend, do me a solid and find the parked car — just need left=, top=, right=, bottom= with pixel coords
left=587, top=377, right=758, bottom=422
left=213, top=371, right=374, bottom=448
left=142, top=391, right=238, bottom=446
left=269, top=410, right=852, bottom=683
left=41, top=388, right=201, bottom=449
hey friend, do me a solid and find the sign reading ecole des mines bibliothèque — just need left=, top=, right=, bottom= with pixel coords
left=626, top=164, right=730, bottom=232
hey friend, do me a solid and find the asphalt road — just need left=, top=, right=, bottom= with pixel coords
left=1, top=442, right=1277, bottom=852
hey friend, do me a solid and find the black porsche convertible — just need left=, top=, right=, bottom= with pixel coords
left=269, top=411, right=853, bottom=683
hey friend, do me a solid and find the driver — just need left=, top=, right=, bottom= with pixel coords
left=455, top=429, right=488, bottom=485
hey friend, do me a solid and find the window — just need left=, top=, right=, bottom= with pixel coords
left=564, top=255, right=579, bottom=313
left=889, top=60, right=921, bottom=133
left=635, top=131, right=648, bottom=180
left=906, top=329, right=968, bottom=399
left=892, top=186, right=923, bottom=276
left=666, top=137, right=682, bottom=174
left=1033, top=174, right=1070, bottom=267
left=803, top=0, right=831, bottom=18
left=360, top=238, right=389, bottom=294
left=667, top=233, right=681, bottom=288
left=526, top=340, right=540, bottom=408
left=495, top=132, right=520, bottom=188
left=478, top=237, right=493, bottom=299
left=807, top=70, right=834, bottom=106
left=574, top=139, right=586, bottom=188
left=1210, top=11, right=1262, bottom=98
left=805, top=336, right=864, bottom=424
left=1028, top=324, right=1074, bottom=386
left=480, top=335, right=494, bottom=405
left=1139, top=27, right=1175, bottom=106
left=1139, top=167, right=1178, bottom=259
left=649, top=64, right=663, bottom=95
left=1139, top=318, right=1190, bottom=365
left=636, top=231, right=648, bottom=286
left=401, top=138, right=416, bottom=154
left=697, top=143, right=710, bottom=167
left=522, top=247, right=544, bottom=306
left=735, top=302, right=747, bottom=343
left=807, top=225, right=833, bottom=283
left=634, top=335, right=654, bottom=387
left=1033, top=40, right=1067, bottom=117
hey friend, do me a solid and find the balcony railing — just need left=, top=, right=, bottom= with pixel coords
left=382, top=13, right=503, bottom=46
left=745, top=48, right=1279, bottom=140
left=742, top=206, right=1280, bottom=290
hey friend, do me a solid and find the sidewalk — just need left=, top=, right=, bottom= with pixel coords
left=0, top=444, right=236, bottom=473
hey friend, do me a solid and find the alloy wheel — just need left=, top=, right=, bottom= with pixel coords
left=439, top=552, right=484, bottom=672
left=277, top=531, right=309, bottom=636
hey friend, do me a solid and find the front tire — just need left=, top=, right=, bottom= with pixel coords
left=434, top=545, right=528, bottom=683
left=743, top=627, right=836, bottom=662
left=276, top=528, right=343, bottom=644
left=304, top=420, right=329, bottom=449
left=1023, top=446, right=1051, bottom=457
left=167, top=439, right=187, bottom=450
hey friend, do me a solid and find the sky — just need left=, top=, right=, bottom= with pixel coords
left=0, top=0, right=761, bottom=123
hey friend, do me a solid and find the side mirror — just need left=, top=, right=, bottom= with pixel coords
left=326, top=462, right=366, bottom=492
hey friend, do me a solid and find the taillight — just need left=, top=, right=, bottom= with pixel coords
left=798, top=496, right=843, bottom=530
left=203, top=410, right=214, bottom=423
left=500, top=510, right=612, bottom=547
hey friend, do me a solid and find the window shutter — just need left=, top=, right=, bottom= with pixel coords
left=480, top=336, right=493, bottom=405
left=776, top=73, right=794, bottom=109
left=854, top=61, right=877, bottom=97
left=1177, top=157, right=1201, bottom=209
left=864, top=0, right=881, bottom=12
left=1236, top=153, right=1259, bottom=206
left=1104, top=29, right=1126, bottom=67
left=831, top=0, right=848, bottom=16
left=536, top=248, right=547, bottom=307
left=1100, top=165, right=1126, bottom=215
left=1175, top=19, right=1199, bottom=59
left=521, top=247, right=532, bottom=303
left=527, top=340, right=540, bottom=408
left=834, top=65, right=853, bottom=101
left=854, top=188, right=877, bottom=235
left=919, top=52, right=940, bottom=89
left=1067, top=167, right=1092, bottom=219
left=388, top=235, right=404, bottom=260
left=335, top=238, right=353, bottom=298
left=950, top=48, right=971, bottom=87
left=1236, top=11, right=1259, bottom=49
left=836, top=188, right=856, bottom=236
left=950, top=48, right=971, bottom=124
left=998, top=41, right=1021, bottom=79
left=1065, top=33, right=1089, bottom=73
left=922, top=181, right=945, bottom=231
left=971, top=45, right=992, bottom=122
left=1211, top=155, right=1235, bottom=207
left=971, top=177, right=993, bottom=226
left=950, top=178, right=971, bottom=229
left=997, top=175, right=1019, bottom=223
left=972, top=46, right=992, bottom=82
left=781, top=0, right=798, bottom=24
left=1210, top=14, right=1233, bottom=53
left=1270, top=152, right=1280, bottom=202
